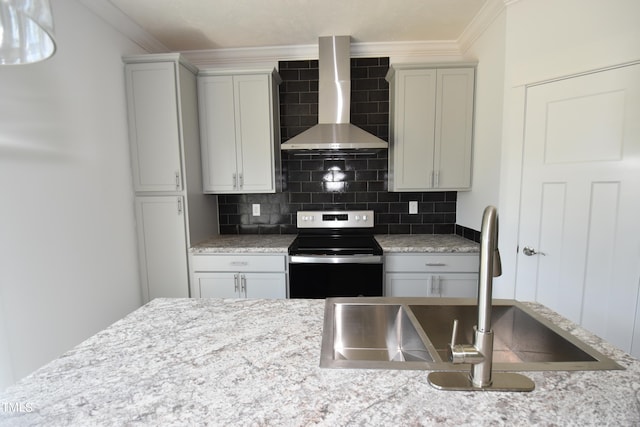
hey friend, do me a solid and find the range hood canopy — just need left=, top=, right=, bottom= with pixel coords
left=281, top=36, right=388, bottom=151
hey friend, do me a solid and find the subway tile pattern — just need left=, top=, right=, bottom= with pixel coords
left=218, top=58, right=466, bottom=236
left=455, top=224, right=481, bottom=243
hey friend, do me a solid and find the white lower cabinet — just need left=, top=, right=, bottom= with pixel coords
left=135, top=196, right=189, bottom=300
left=385, top=253, right=479, bottom=297
left=195, top=272, right=286, bottom=299
left=190, top=254, right=287, bottom=299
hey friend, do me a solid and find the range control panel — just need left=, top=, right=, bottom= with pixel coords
left=296, top=210, right=375, bottom=228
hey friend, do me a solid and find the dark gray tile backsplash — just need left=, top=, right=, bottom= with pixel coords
left=218, top=57, right=478, bottom=241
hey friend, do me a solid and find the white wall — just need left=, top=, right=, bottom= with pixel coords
left=0, top=0, right=146, bottom=389
left=495, top=0, right=640, bottom=297
left=455, top=10, right=506, bottom=232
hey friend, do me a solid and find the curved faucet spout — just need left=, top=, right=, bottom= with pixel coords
left=428, top=206, right=534, bottom=392
left=478, top=205, right=500, bottom=333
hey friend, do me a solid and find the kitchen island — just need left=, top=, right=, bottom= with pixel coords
left=1, top=298, right=638, bottom=426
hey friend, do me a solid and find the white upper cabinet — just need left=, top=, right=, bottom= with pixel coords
left=387, top=65, right=475, bottom=191
left=125, top=61, right=184, bottom=192
left=198, top=70, right=282, bottom=193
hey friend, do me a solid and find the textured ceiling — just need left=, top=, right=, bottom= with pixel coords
left=107, top=0, right=488, bottom=51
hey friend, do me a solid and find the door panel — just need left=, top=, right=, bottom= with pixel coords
left=395, top=70, right=437, bottom=190
left=197, top=273, right=238, bottom=298
left=244, top=273, right=286, bottom=299
left=235, top=74, right=274, bottom=192
left=135, top=196, right=189, bottom=301
left=435, top=68, right=474, bottom=189
left=516, top=63, right=640, bottom=354
left=126, top=63, right=182, bottom=191
left=199, top=75, right=237, bottom=192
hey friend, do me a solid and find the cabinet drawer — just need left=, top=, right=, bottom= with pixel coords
left=385, top=254, right=479, bottom=273
left=191, top=254, right=285, bottom=272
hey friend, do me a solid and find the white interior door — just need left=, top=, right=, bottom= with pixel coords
left=515, top=63, right=640, bottom=355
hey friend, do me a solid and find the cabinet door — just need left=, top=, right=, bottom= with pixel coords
left=434, top=273, right=478, bottom=298
left=135, top=196, right=189, bottom=301
left=126, top=62, right=183, bottom=192
left=195, top=272, right=286, bottom=299
left=386, top=273, right=478, bottom=298
left=434, top=68, right=475, bottom=190
left=386, top=273, right=432, bottom=297
left=234, top=74, right=275, bottom=193
left=198, top=75, right=238, bottom=193
left=195, top=272, right=239, bottom=298
left=390, top=69, right=437, bottom=191
left=243, top=273, right=286, bottom=299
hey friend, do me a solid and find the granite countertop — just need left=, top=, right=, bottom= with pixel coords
left=375, top=234, right=479, bottom=253
left=190, top=234, right=479, bottom=254
left=1, top=298, right=638, bottom=426
left=190, top=234, right=296, bottom=253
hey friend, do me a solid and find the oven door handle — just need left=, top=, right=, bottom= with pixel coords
left=289, top=255, right=383, bottom=264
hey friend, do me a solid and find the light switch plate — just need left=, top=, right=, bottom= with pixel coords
left=252, top=204, right=260, bottom=216
left=409, top=201, right=418, bottom=214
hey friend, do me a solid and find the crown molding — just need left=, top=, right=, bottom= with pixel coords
left=181, top=40, right=464, bottom=70
left=457, top=0, right=507, bottom=54
left=77, top=0, right=169, bottom=53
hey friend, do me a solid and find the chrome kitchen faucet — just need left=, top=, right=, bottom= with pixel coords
left=428, top=206, right=535, bottom=392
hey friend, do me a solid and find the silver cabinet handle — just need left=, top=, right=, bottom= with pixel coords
left=434, top=171, right=440, bottom=188
left=523, top=246, right=546, bottom=256
left=234, top=273, right=239, bottom=293
left=429, top=275, right=441, bottom=295
left=240, top=274, right=247, bottom=297
left=177, top=197, right=183, bottom=215
left=232, top=172, right=237, bottom=189
left=238, top=173, right=243, bottom=189
left=175, top=171, right=181, bottom=190
left=425, top=263, right=447, bottom=267
left=229, top=261, right=248, bottom=266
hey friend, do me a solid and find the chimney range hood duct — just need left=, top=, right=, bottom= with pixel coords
left=280, top=36, right=388, bottom=151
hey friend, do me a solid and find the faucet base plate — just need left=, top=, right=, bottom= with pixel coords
left=427, top=371, right=535, bottom=392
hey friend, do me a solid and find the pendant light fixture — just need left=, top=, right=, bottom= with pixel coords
left=0, top=0, right=56, bottom=65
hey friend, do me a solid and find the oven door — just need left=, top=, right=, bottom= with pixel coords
left=288, top=255, right=383, bottom=299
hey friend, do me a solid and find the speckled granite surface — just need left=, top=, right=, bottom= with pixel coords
left=376, top=234, right=479, bottom=253
left=1, top=298, right=638, bottom=426
left=190, top=234, right=479, bottom=254
left=190, top=234, right=295, bottom=253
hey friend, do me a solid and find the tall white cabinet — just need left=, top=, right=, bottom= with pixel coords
left=198, top=69, right=282, bottom=193
left=386, top=64, right=475, bottom=191
left=124, top=54, right=218, bottom=302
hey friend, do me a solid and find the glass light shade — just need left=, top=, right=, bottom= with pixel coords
left=0, top=0, right=56, bottom=65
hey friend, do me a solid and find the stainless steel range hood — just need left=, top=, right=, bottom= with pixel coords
left=281, top=36, right=388, bottom=151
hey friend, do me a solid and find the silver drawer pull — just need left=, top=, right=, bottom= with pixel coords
left=230, top=261, right=249, bottom=266
left=425, top=263, right=447, bottom=267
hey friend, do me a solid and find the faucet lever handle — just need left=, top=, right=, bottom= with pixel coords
left=450, top=319, right=459, bottom=347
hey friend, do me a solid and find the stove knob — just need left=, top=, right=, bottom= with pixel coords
left=363, top=215, right=368, bottom=221
left=355, top=215, right=360, bottom=221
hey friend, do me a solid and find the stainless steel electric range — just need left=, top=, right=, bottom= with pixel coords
left=288, top=210, right=383, bottom=298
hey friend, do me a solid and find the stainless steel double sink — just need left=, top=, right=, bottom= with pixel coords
left=320, top=297, right=622, bottom=371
